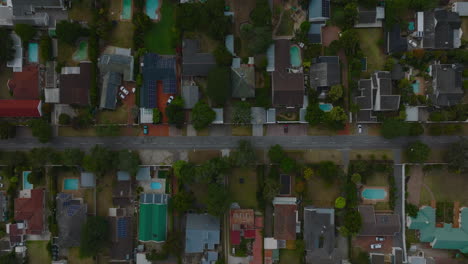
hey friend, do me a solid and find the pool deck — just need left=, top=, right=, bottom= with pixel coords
left=361, top=186, right=389, bottom=204
left=139, top=178, right=166, bottom=194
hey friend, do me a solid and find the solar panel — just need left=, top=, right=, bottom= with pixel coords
left=67, top=205, right=80, bottom=216
left=117, top=218, right=127, bottom=238
left=322, top=0, right=330, bottom=17
left=163, top=79, right=177, bottom=94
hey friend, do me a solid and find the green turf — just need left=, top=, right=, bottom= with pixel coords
left=229, top=168, right=259, bottom=209
left=138, top=203, right=167, bottom=242
left=144, top=1, right=176, bottom=55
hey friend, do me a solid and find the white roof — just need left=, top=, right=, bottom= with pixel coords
left=6, top=33, right=22, bottom=71
left=212, top=108, right=224, bottom=124
left=273, top=196, right=297, bottom=205
left=453, top=2, right=468, bottom=16
left=405, top=106, right=419, bottom=122
left=0, top=6, right=13, bottom=26
left=417, top=12, right=424, bottom=32
left=61, top=66, right=80, bottom=75
left=264, top=237, right=278, bottom=249
left=140, top=108, right=154, bottom=124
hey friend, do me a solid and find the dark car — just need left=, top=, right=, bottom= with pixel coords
left=284, top=124, right=289, bottom=133
left=143, top=125, right=148, bottom=135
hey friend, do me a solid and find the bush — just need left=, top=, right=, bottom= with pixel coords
left=58, top=113, right=71, bottom=125
left=280, top=157, right=296, bottom=173
left=335, top=196, right=346, bottom=209
left=406, top=203, right=419, bottom=218
left=28, top=119, right=52, bottom=143
left=14, top=24, right=37, bottom=44
left=39, top=35, right=52, bottom=62
left=192, top=101, right=216, bottom=131
left=152, top=108, right=161, bottom=124
left=56, top=21, right=89, bottom=45
left=268, top=144, right=285, bottom=163
left=165, top=96, right=185, bottom=128
left=232, top=101, right=252, bottom=125
left=207, top=67, right=231, bottom=106
left=214, top=45, right=232, bottom=66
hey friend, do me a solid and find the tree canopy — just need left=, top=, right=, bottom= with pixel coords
left=192, top=101, right=216, bottom=131
left=82, top=145, right=115, bottom=177
left=328, top=85, right=343, bottom=102
left=406, top=141, right=430, bottom=163
left=280, top=157, right=297, bottom=173
left=170, top=190, right=193, bottom=213
left=0, top=29, right=14, bottom=64
left=118, top=150, right=141, bottom=177
left=446, top=139, right=468, bottom=172
left=213, top=45, right=232, bottom=66
left=207, top=67, right=231, bottom=106
left=232, top=101, right=252, bottom=125
left=0, top=121, right=16, bottom=139
left=13, top=24, right=37, bottom=43
left=240, top=24, right=273, bottom=56
left=39, top=35, right=52, bottom=62
left=268, top=144, right=285, bottom=163
left=230, top=140, right=256, bottom=167
left=165, top=96, right=185, bottom=128
left=80, top=216, right=110, bottom=258
left=56, top=21, right=88, bottom=45
left=63, top=148, right=84, bottom=166
left=335, top=196, right=346, bottom=209
left=317, top=161, right=340, bottom=185
left=205, top=183, right=230, bottom=216
left=342, top=210, right=362, bottom=236
left=28, top=119, right=52, bottom=143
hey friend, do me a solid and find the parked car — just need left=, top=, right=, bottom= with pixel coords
left=408, top=39, right=418, bottom=48
left=120, top=86, right=129, bottom=95
left=0, top=183, right=4, bottom=188
left=358, top=124, right=362, bottom=134
left=132, top=87, right=136, bottom=93
left=284, top=124, right=289, bottom=133
left=376, top=236, right=385, bottom=241
left=143, top=125, right=148, bottom=135
left=167, top=96, right=174, bottom=105
left=370, top=243, right=382, bottom=249
left=0, top=176, right=3, bottom=180
left=119, top=92, right=125, bottom=100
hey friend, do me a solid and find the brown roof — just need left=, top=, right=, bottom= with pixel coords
left=230, top=209, right=255, bottom=230
left=274, top=204, right=297, bottom=240
left=14, top=189, right=44, bottom=235
left=60, top=62, right=91, bottom=105
left=358, top=205, right=401, bottom=236
left=272, top=40, right=304, bottom=106
left=113, top=180, right=132, bottom=207
left=109, top=214, right=133, bottom=260
left=8, top=65, right=39, bottom=100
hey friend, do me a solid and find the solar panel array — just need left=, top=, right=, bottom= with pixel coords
left=142, top=54, right=177, bottom=108
left=147, top=80, right=157, bottom=108
left=67, top=205, right=81, bottom=217
left=117, top=218, right=128, bottom=238
left=163, top=78, right=177, bottom=94
left=322, top=0, right=330, bottom=17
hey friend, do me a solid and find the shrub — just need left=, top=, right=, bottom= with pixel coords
left=58, top=113, right=71, bottom=125
left=39, top=35, right=52, bottom=62
left=335, top=196, right=346, bottom=209
left=153, top=108, right=161, bottom=124
left=268, top=144, right=285, bottom=163
left=14, top=24, right=37, bottom=44
left=192, top=102, right=216, bottom=131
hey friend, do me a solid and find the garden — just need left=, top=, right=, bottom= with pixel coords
left=144, top=1, right=176, bottom=55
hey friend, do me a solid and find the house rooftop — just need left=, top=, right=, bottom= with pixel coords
left=0, top=99, right=41, bottom=117
left=273, top=198, right=297, bottom=241
left=109, top=208, right=133, bottom=261
left=231, top=59, right=255, bottom=99
left=431, top=63, right=464, bottom=106
left=8, top=65, right=39, bottom=100
left=310, top=56, right=340, bottom=89
left=185, top=213, right=220, bottom=253
left=358, top=205, right=401, bottom=236
left=14, top=189, right=44, bottom=235
left=138, top=194, right=168, bottom=242
left=56, top=193, right=87, bottom=248
left=141, top=53, right=177, bottom=108
left=60, top=62, right=91, bottom=106
left=182, top=39, right=216, bottom=77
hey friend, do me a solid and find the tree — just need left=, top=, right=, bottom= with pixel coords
left=406, top=141, right=430, bottom=163
left=351, top=173, right=361, bottom=184
left=406, top=203, right=419, bottom=218
left=56, top=21, right=88, bottom=45
left=13, top=24, right=37, bottom=44
left=280, top=157, right=296, bottom=173
left=118, top=150, right=141, bottom=177
left=240, top=25, right=273, bottom=55
left=58, top=113, right=71, bottom=125
left=230, top=140, right=256, bottom=167
left=28, top=119, right=52, bottom=143
left=29, top=147, right=55, bottom=167
left=339, top=30, right=360, bottom=56
left=0, top=252, right=18, bottom=264
left=446, top=139, right=468, bottom=172
left=268, top=144, right=285, bottom=163
left=0, top=121, right=16, bottom=139
left=325, top=106, right=347, bottom=129
left=343, top=3, right=359, bottom=29
left=343, top=209, right=362, bottom=236
left=317, top=161, right=339, bottom=185
left=213, top=45, right=232, bottom=66
left=303, top=167, right=314, bottom=180
left=27, top=168, right=44, bottom=185
left=328, top=85, right=343, bottom=102
left=172, top=160, right=188, bottom=179
left=0, top=29, right=14, bottom=64
left=171, top=190, right=193, bottom=213
left=262, top=177, right=280, bottom=202
left=192, top=102, right=216, bottom=131
left=39, top=35, right=52, bottom=62
left=63, top=148, right=84, bottom=166
left=207, top=67, right=231, bottom=106
left=82, top=145, right=116, bottom=177
left=335, top=196, right=346, bottom=209
left=153, top=108, right=161, bottom=124
left=165, top=96, right=185, bottom=128
left=250, top=0, right=271, bottom=26
left=232, top=101, right=252, bottom=125
left=305, top=103, right=326, bottom=126
left=80, top=216, right=109, bottom=258
left=205, top=183, right=230, bottom=216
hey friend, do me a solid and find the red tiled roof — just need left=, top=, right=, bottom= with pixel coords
left=250, top=229, right=263, bottom=264
left=0, top=100, right=41, bottom=117
left=14, top=189, right=44, bottom=235
left=274, top=204, right=297, bottom=241
left=9, top=224, right=25, bottom=244
left=230, top=230, right=241, bottom=245
left=230, top=209, right=255, bottom=230
left=244, top=229, right=256, bottom=239
left=8, top=65, right=39, bottom=100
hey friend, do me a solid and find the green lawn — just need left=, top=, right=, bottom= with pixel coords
left=420, top=167, right=468, bottom=205
left=96, top=173, right=114, bottom=217
left=304, top=174, right=341, bottom=207
left=69, top=0, right=94, bottom=23
left=276, top=9, right=294, bottom=36
left=279, top=249, right=302, bottom=264
left=27, top=241, right=51, bottom=264
left=229, top=168, right=258, bottom=209
left=67, top=247, right=94, bottom=264
left=232, top=125, right=252, bottom=136
left=57, top=40, right=78, bottom=67
left=109, top=22, right=134, bottom=49
left=145, top=1, right=176, bottom=55
left=97, top=106, right=129, bottom=124
left=356, top=28, right=386, bottom=74
left=187, top=150, right=221, bottom=164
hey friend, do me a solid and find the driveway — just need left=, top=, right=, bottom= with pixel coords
left=266, top=124, right=307, bottom=136
left=252, top=124, right=263, bottom=136
left=321, top=26, right=340, bottom=47
left=407, top=165, right=423, bottom=205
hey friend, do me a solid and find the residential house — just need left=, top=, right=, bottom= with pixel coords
left=384, top=24, right=408, bottom=54
left=45, top=61, right=60, bottom=103
left=309, top=56, right=340, bottom=100
left=136, top=166, right=151, bottom=182
left=355, top=6, right=385, bottom=28
left=181, top=84, right=199, bottom=109
left=273, top=197, right=299, bottom=241
left=358, top=205, right=401, bottom=237
left=98, top=49, right=134, bottom=110
left=355, top=71, right=401, bottom=122
left=59, top=62, right=91, bottom=106
left=7, top=65, right=39, bottom=100
left=182, top=39, right=216, bottom=77
left=264, top=237, right=280, bottom=264
left=453, top=2, right=468, bottom=16
left=140, top=53, right=177, bottom=109
left=9, top=189, right=45, bottom=245
left=109, top=208, right=133, bottom=261
left=0, top=0, right=69, bottom=27
left=308, top=0, right=330, bottom=43
left=414, top=9, right=462, bottom=49
left=138, top=193, right=168, bottom=242
left=229, top=209, right=255, bottom=246
left=6, top=33, right=22, bottom=72
left=272, top=40, right=304, bottom=107
left=304, top=207, right=342, bottom=264
left=185, top=213, right=220, bottom=260
left=231, top=58, right=255, bottom=99
left=80, top=172, right=96, bottom=188
left=56, top=193, right=87, bottom=248
left=0, top=100, right=42, bottom=117
left=113, top=171, right=132, bottom=207
left=408, top=206, right=468, bottom=253
left=429, top=63, right=464, bottom=107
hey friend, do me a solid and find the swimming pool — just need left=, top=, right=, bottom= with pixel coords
left=289, top=45, right=301, bottom=67
left=72, top=41, right=88, bottom=62
left=122, top=0, right=132, bottom=20
left=408, top=22, right=415, bottom=31
left=28, top=43, right=38, bottom=63
left=362, top=188, right=387, bottom=200
left=319, top=103, right=333, bottom=112
left=64, top=178, right=79, bottom=190
left=146, top=0, right=160, bottom=20
left=150, top=182, right=162, bottom=190
left=412, top=80, right=420, bottom=94
left=22, top=171, right=33, bottom=190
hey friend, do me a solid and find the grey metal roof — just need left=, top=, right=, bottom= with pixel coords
left=231, top=64, right=255, bottom=98
left=99, top=54, right=134, bottom=81
left=432, top=64, right=464, bottom=106
left=267, top=108, right=276, bottom=123
left=99, top=71, right=121, bottom=110
left=310, top=56, right=340, bottom=89
left=136, top=167, right=151, bottom=181
left=80, top=172, right=95, bottom=188
left=357, top=7, right=377, bottom=24
left=391, top=64, right=405, bottom=80
left=423, top=10, right=462, bottom=49
left=185, top=214, right=220, bottom=253
left=182, top=85, right=199, bottom=109
left=56, top=193, right=87, bottom=248
left=225, top=34, right=234, bottom=55
left=308, top=23, right=323, bottom=44
left=385, top=25, right=408, bottom=54
left=371, top=254, right=385, bottom=264
left=140, top=193, right=168, bottom=204
left=308, top=0, right=330, bottom=20
left=117, top=171, right=130, bottom=181
left=12, top=0, right=64, bottom=16
left=182, top=39, right=216, bottom=77
left=358, top=205, right=401, bottom=236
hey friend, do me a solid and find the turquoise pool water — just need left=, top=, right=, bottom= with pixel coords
left=22, top=171, right=33, bottom=190
left=72, top=41, right=88, bottom=62
left=408, top=22, right=415, bottom=31
left=146, top=0, right=160, bottom=20
left=64, top=178, right=79, bottom=190
left=122, top=0, right=132, bottom=20
left=362, top=188, right=387, bottom=200
left=289, top=45, right=301, bottom=67
left=412, top=80, right=420, bottom=94
left=28, top=43, right=38, bottom=63
left=319, top=103, right=333, bottom=112
left=150, top=182, right=162, bottom=190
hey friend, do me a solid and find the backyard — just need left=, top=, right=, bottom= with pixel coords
left=279, top=249, right=302, bottom=264
left=304, top=173, right=341, bottom=207
left=145, top=1, right=176, bottom=55
left=356, top=28, right=386, bottom=75
left=27, top=241, right=51, bottom=263
left=57, top=40, right=79, bottom=67
left=68, top=0, right=94, bottom=22
left=276, top=9, right=294, bottom=36
left=108, top=22, right=134, bottom=49
left=229, top=168, right=259, bottom=209
left=420, top=167, right=468, bottom=205
left=96, top=173, right=114, bottom=217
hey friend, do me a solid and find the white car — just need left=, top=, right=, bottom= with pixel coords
left=167, top=95, right=174, bottom=105
left=120, top=86, right=129, bottom=95
left=408, top=39, right=418, bottom=48
left=119, top=92, right=125, bottom=100
left=132, top=87, right=136, bottom=93
left=0, top=183, right=4, bottom=188
left=376, top=236, right=385, bottom=241
left=358, top=124, right=362, bottom=134
left=370, top=243, right=382, bottom=249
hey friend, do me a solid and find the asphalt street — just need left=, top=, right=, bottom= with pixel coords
left=0, top=135, right=465, bottom=150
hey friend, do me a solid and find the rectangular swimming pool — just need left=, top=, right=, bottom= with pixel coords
left=28, top=43, right=38, bottom=63
left=122, top=0, right=132, bottom=20
left=412, top=80, right=420, bottom=94
left=362, top=188, right=387, bottom=200
left=22, top=171, right=33, bottom=190
left=319, top=103, right=333, bottom=112
left=146, top=0, right=160, bottom=20
left=150, top=181, right=162, bottom=190
left=64, top=178, right=79, bottom=190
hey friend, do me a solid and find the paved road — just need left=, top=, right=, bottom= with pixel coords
left=0, top=135, right=465, bottom=150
